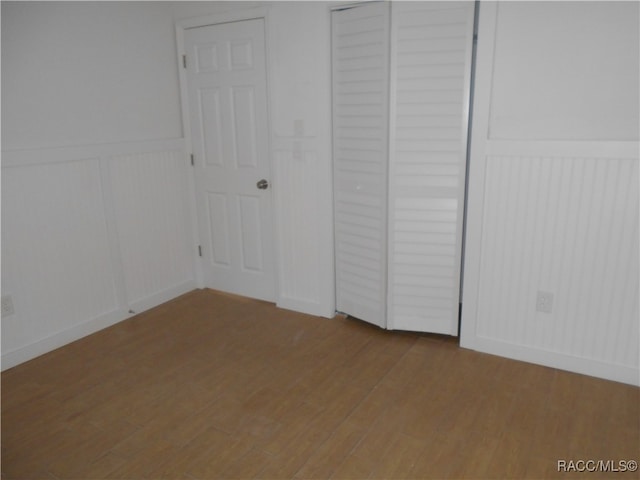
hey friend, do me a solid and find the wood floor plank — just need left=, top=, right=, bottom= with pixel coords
left=330, top=453, right=375, bottom=480
left=218, top=447, right=273, bottom=479
left=145, top=425, right=231, bottom=479
left=259, top=402, right=326, bottom=456
left=294, top=419, right=367, bottom=479
left=184, top=431, right=256, bottom=479
left=369, top=432, right=426, bottom=479
left=2, top=288, right=638, bottom=480
left=256, top=431, right=327, bottom=480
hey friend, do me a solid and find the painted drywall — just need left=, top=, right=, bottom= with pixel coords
left=0, top=0, right=263, bottom=150
left=461, top=1, right=639, bottom=385
left=489, top=1, right=639, bottom=141
left=1, top=1, right=184, bottom=150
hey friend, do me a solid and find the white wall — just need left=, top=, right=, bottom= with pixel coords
left=1, top=1, right=183, bottom=149
left=461, top=1, right=639, bottom=385
left=489, top=2, right=639, bottom=141
left=1, top=1, right=335, bottom=369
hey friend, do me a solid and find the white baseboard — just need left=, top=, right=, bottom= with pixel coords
left=460, top=335, right=640, bottom=387
left=1, top=308, right=126, bottom=371
left=128, top=280, right=197, bottom=316
left=1, top=280, right=197, bottom=371
left=277, top=296, right=335, bottom=319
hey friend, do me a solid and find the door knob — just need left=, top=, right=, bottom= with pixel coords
left=256, top=179, right=269, bottom=190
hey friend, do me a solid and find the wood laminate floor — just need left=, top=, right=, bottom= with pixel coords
left=2, top=289, right=638, bottom=479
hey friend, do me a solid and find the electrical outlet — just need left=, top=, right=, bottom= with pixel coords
left=1, top=295, right=15, bottom=317
left=536, top=291, right=554, bottom=314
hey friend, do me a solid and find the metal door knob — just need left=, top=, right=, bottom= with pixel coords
left=256, top=179, right=269, bottom=190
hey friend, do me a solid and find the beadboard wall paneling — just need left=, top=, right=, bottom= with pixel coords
left=477, top=154, right=639, bottom=374
left=272, top=148, right=322, bottom=312
left=462, top=2, right=639, bottom=385
left=109, top=150, right=195, bottom=311
left=1, top=139, right=196, bottom=369
left=2, top=158, right=121, bottom=366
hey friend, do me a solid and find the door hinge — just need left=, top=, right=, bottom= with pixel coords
left=190, top=153, right=195, bottom=166
left=198, top=245, right=202, bottom=257
left=182, top=54, right=187, bottom=69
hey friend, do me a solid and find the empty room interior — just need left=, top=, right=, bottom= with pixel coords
left=1, top=1, right=639, bottom=479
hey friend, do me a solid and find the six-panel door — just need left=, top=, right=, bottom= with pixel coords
left=185, top=18, right=276, bottom=302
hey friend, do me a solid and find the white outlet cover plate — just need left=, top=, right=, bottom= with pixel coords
left=536, top=291, right=554, bottom=314
left=1, top=295, right=15, bottom=317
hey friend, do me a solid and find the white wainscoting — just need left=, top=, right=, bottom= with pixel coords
left=461, top=2, right=639, bottom=386
left=1, top=138, right=196, bottom=369
left=272, top=147, right=324, bottom=314
left=462, top=141, right=639, bottom=386
left=109, top=150, right=195, bottom=310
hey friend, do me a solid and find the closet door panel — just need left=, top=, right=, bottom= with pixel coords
left=332, top=3, right=390, bottom=328
left=388, top=2, right=475, bottom=334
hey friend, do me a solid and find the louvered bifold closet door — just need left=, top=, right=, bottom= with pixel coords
left=332, top=3, right=390, bottom=328
left=387, top=2, right=475, bottom=334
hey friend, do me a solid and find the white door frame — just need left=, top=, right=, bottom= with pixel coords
left=175, top=7, right=279, bottom=298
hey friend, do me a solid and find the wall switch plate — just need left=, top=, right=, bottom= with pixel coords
left=293, top=141, right=303, bottom=161
left=536, top=291, right=554, bottom=314
left=1, top=295, right=15, bottom=317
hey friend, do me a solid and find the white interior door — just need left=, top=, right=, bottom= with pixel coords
left=332, top=3, right=390, bottom=328
left=185, top=18, right=275, bottom=302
